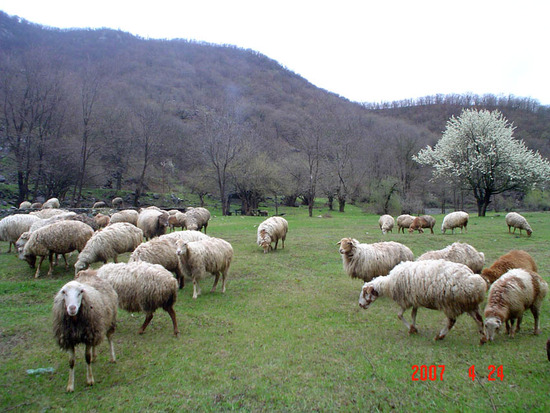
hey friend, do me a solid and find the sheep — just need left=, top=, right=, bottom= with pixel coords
left=505, top=212, right=533, bottom=237
left=68, top=213, right=99, bottom=231
left=111, top=197, right=123, bottom=209
left=378, top=215, right=394, bottom=235
left=484, top=269, right=548, bottom=341
left=92, top=201, right=107, bottom=209
left=408, top=215, right=436, bottom=234
left=168, top=212, right=185, bottom=232
left=481, top=250, right=538, bottom=285
left=396, top=214, right=414, bottom=234
left=137, top=208, right=170, bottom=240
left=109, top=209, right=139, bottom=226
left=129, top=230, right=209, bottom=289
left=30, top=202, right=43, bottom=209
left=337, top=238, right=413, bottom=282
left=52, top=275, right=117, bottom=392
left=21, top=220, right=94, bottom=278
left=74, top=223, right=144, bottom=274
left=182, top=207, right=211, bottom=233
left=441, top=211, right=469, bottom=234
left=30, top=208, right=69, bottom=219
left=257, top=216, right=288, bottom=253
left=19, top=201, right=32, bottom=209
left=80, top=262, right=179, bottom=336
left=42, top=197, right=60, bottom=209
left=359, top=260, right=487, bottom=342
left=176, top=237, right=233, bottom=299
left=0, top=214, right=41, bottom=253
left=94, top=213, right=111, bottom=229
left=417, top=242, right=485, bottom=274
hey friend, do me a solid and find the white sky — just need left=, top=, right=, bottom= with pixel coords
left=1, top=0, right=549, bottom=105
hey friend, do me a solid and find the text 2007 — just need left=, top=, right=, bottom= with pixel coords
left=411, top=365, right=445, bottom=381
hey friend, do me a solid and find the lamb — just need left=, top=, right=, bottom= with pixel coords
left=359, top=259, right=487, bottom=342
left=182, top=207, right=211, bottom=233
left=111, top=197, right=124, bottom=209
left=129, top=230, right=209, bottom=289
left=0, top=214, right=41, bottom=253
left=79, top=262, right=179, bottom=336
left=42, top=197, right=60, bottom=209
left=176, top=237, right=234, bottom=299
left=137, top=208, right=170, bottom=240
left=74, top=223, right=144, bottom=274
left=484, top=269, right=548, bottom=341
left=19, top=201, right=32, bottom=209
left=378, top=215, right=394, bottom=235
left=417, top=242, right=485, bottom=274
left=94, top=213, right=111, bottom=229
left=481, top=250, right=538, bottom=285
left=21, top=220, right=94, bottom=278
left=396, top=214, right=414, bottom=234
left=109, top=209, right=139, bottom=226
left=52, top=275, right=117, bottom=392
left=338, top=238, right=414, bottom=282
left=408, top=215, right=436, bottom=234
left=505, top=212, right=533, bottom=237
left=441, top=211, right=469, bottom=234
left=257, top=216, right=288, bottom=253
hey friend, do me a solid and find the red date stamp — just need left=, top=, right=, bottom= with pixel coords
left=469, top=365, right=503, bottom=381
left=411, top=365, right=445, bottom=381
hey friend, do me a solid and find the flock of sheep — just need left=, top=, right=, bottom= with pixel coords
left=0, top=198, right=547, bottom=391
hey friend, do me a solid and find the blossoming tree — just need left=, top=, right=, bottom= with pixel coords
left=413, top=109, right=550, bottom=216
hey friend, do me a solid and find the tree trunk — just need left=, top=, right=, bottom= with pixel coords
left=338, top=197, right=346, bottom=213
left=327, top=195, right=334, bottom=211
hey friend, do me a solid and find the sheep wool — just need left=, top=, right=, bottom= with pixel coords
left=378, top=215, right=394, bottom=235
left=74, top=222, right=143, bottom=274
left=257, top=216, right=288, bottom=253
left=42, top=197, right=60, bottom=209
left=137, top=208, right=170, bottom=240
left=338, top=238, right=413, bottom=282
left=396, top=214, right=414, bottom=234
left=441, top=211, right=469, bottom=234
left=109, top=209, right=139, bottom=226
left=484, top=269, right=548, bottom=341
left=481, top=249, right=538, bottom=285
left=417, top=242, right=485, bottom=274
left=30, top=208, right=69, bottom=219
left=359, top=259, right=487, bottom=342
left=52, top=276, right=117, bottom=392
left=505, top=212, right=533, bottom=237
left=182, top=207, right=211, bottom=233
left=0, top=214, right=41, bottom=253
left=408, top=215, right=436, bottom=234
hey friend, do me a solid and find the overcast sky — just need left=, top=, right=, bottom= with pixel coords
left=1, top=0, right=549, bottom=105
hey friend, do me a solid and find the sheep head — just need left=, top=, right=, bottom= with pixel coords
left=74, top=260, right=88, bottom=276
left=484, top=316, right=502, bottom=341
left=359, top=282, right=379, bottom=309
left=60, top=281, right=85, bottom=317
left=337, top=238, right=357, bottom=256
left=258, top=230, right=272, bottom=253
left=175, top=240, right=189, bottom=258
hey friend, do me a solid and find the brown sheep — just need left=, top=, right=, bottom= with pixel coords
left=408, top=215, right=436, bottom=234
left=481, top=250, right=538, bottom=285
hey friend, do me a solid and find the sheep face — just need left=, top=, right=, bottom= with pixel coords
left=74, top=260, right=87, bottom=275
left=175, top=240, right=188, bottom=257
left=484, top=317, right=502, bottom=341
left=258, top=230, right=273, bottom=253
left=61, top=282, right=85, bottom=317
left=358, top=283, right=379, bottom=309
left=337, top=238, right=355, bottom=255
left=23, top=253, right=36, bottom=268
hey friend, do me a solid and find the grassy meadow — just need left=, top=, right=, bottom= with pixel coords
left=1, top=205, right=549, bottom=412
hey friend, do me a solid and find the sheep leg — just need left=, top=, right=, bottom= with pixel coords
left=211, top=272, right=220, bottom=292
left=35, top=256, right=46, bottom=278
left=506, top=319, right=513, bottom=335
left=468, top=310, right=487, bottom=343
left=113, top=255, right=118, bottom=263
left=139, top=313, right=154, bottom=334
left=409, top=308, right=418, bottom=334
left=107, top=328, right=116, bottom=362
left=62, top=254, right=69, bottom=270
left=47, top=252, right=56, bottom=277
left=164, top=305, right=179, bottom=336
left=7, top=241, right=13, bottom=253
left=397, top=308, right=415, bottom=333
left=85, top=344, right=94, bottom=386
left=274, top=239, right=279, bottom=250
left=175, top=267, right=185, bottom=289
left=532, top=306, right=541, bottom=335
left=221, top=269, right=227, bottom=294
left=192, top=278, right=201, bottom=299
left=516, top=315, right=523, bottom=334
left=435, top=318, right=456, bottom=341
left=67, top=346, right=76, bottom=392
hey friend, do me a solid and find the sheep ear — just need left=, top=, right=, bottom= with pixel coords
left=336, top=241, right=341, bottom=245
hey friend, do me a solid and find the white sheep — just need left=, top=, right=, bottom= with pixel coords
left=80, top=262, right=179, bottom=336
left=182, top=207, right=211, bottom=233
left=441, top=211, right=469, bottom=234
left=378, top=215, right=394, bottom=235
left=176, top=237, right=234, bottom=299
left=396, top=214, right=414, bottom=234
left=30, top=208, right=69, bottom=219
left=21, top=220, right=94, bottom=278
left=484, top=269, right=548, bottom=341
left=92, top=201, right=107, bottom=209
left=137, top=208, right=170, bottom=240
left=19, top=201, right=32, bottom=209
left=74, top=223, right=144, bottom=274
left=111, top=197, right=124, bottom=209
left=0, top=214, right=41, bottom=253
left=417, top=242, right=485, bottom=274
left=337, top=238, right=413, bottom=282
left=257, top=216, right=288, bottom=253
left=52, top=275, right=117, bottom=392
left=109, top=209, right=139, bottom=226
left=129, top=230, right=209, bottom=289
left=359, top=260, right=487, bottom=342
left=15, top=212, right=78, bottom=256
left=505, top=212, right=533, bottom=237
left=42, top=197, right=60, bottom=209
left=481, top=249, right=538, bottom=285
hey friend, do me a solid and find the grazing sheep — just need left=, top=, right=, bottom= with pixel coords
left=378, top=215, right=394, bottom=235
left=182, top=207, right=211, bottom=233
left=19, top=201, right=32, bottom=209
left=484, top=269, right=548, bottom=341
left=30, top=202, right=43, bottom=209
left=81, top=262, right=179, bottom=336
left=168, top=212, right=185, bottom=232
left=111, top=197, right=124, bottom=209
left=109, top=209, right=139, bottom=226
left=92, top=201, right=107, bottom=209
left=94, top=213, right=110, bottom=229
left=441, top=211, right=469, bottom=234
left=129, top=230, right=209, bottom=289
left=417, top=242, right=485, bottom=274
left=176, top=237, right=233, bottom=299
left=505, top=212, right=533, bottom=237
left=396, top=214, right=414, bottom=234
left=481, top=250, right=538, bottom=285
left=359, top=260, right=487, bottom=342
left=0, top=214, right=41, bottom=253
left=30, top=208, right=69, bottom=219
left=408, top=215, right=436, bottom=234
left=52, top=276, right=117, bottom=392
left=137, top=208, right=170, bottom=240
left=74, top=223, right=143, bottom=274
left=338, top=238, right=413, bottom=282
left=42, top=197, right=60, bottom=209
left=257, top=216, right=288, bottom=253
left=22, top=220, right=94, bottom=278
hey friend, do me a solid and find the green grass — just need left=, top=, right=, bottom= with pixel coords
left=1, top=206, right=549, bottom=412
